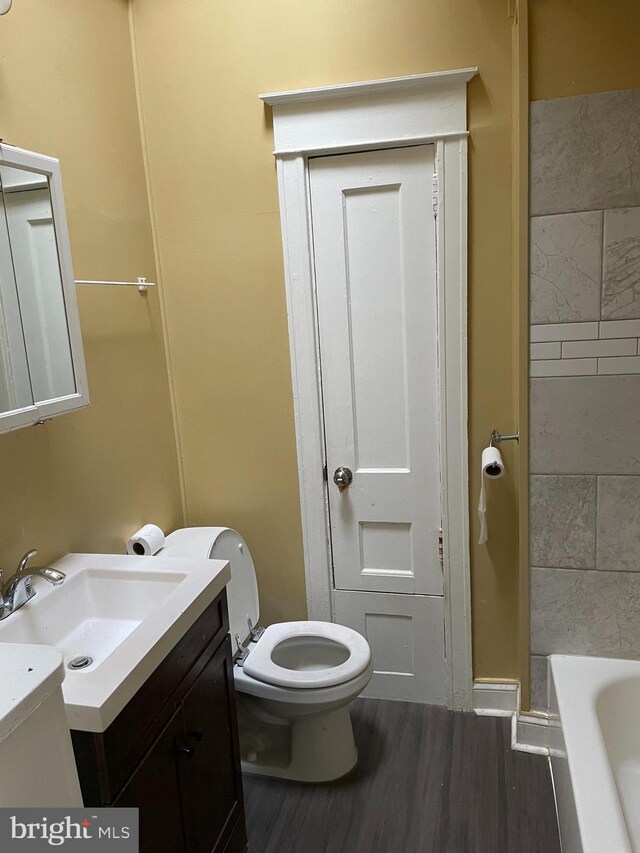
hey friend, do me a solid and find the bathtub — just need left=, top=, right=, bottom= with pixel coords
left=549, top=654, right=640, bottom=853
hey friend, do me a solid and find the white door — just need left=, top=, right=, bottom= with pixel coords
left=309, top=146, right=445, bottom=703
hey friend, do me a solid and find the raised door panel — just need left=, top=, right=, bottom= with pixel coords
left=309, top=146, right=441, bottom=596
left=334, top=589, right=445, bottom=704
left=113, top=708, right=187, bottom=853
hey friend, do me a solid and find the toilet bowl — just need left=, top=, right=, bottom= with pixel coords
left=160, top=527, right=373, bottom=782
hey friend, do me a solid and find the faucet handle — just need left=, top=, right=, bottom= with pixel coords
left=16, top=550, right=38, bottom=573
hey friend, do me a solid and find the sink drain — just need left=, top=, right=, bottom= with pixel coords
left=68, top=655, right=93, bottom=670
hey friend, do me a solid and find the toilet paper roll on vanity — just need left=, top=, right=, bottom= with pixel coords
left=126, top=524, right=165, bottom=556
left=478, top=446, right=505, bottom=545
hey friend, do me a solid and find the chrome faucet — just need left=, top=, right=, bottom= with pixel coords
left=0, top=549, right=65, bottom=620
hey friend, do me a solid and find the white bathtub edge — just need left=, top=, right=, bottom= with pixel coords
left=549, top=654, right=634, bottom=853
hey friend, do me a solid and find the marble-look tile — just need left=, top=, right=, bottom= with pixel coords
left=530, top=475, right=596, bottom=568
left=601, top=207, right=640, bottom=319
left=530, top=375, right=640, bottom=474
left=529, top=655, right=548, bottom=713
left=531, top=567, right=640, bottom=656
left=597, top=477, right=640, bottom=571
left=530, top=212, right=602, bottom=323
left=531, top=89, right=640, bottom=216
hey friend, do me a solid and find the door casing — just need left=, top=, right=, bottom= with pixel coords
left=261, top=69, right=476, bottom=710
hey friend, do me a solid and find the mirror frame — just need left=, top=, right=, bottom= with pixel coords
left=0, top=143, right=89, bottom=431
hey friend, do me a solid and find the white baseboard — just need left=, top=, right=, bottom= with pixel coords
left=511, top=712, right=563, bottom=755
left=512, top=713, right=549, bottom=754
left=472, top=680, right=519, bottom=717
left=473, top=681, right=560, bottom=755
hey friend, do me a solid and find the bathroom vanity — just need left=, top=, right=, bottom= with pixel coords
left=0, top=553, right=246, bottom=852
left=71, top=589, right=246, bottom=853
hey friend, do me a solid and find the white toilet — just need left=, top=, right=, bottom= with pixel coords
left=160, top=527, right=373, bottom=782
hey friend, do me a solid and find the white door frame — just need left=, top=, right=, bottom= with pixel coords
left=260, top=68, right=477, bottom=711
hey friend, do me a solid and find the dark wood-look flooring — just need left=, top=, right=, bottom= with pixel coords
left=244, top=698, right=560, bottom=853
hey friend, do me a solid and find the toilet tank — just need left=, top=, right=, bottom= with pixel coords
left=161, top=527, right=259, bottom=653
left=0, top=644, right=82, bottom=807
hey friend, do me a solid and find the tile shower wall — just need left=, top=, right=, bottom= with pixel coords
left=529, top=88, right=640, bottom=711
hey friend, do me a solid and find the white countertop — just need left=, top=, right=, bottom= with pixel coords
left=0, top=553, right=230, bottom=732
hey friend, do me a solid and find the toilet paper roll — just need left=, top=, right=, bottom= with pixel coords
left=481, top=446, right=505, bottom=480
left=478, top=446, right=505, bottom=545
left=126, top=524, right=165, bottom=556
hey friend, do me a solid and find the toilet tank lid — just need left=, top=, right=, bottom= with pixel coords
left=161, top=527, right=259, bottom=655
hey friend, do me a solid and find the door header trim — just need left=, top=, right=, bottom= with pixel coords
left=260, top=68, right=477, bottom=156
left=259, top=67, right=478, bottom=106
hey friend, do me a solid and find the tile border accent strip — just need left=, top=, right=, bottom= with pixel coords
left=531, top=320, right=640, bottom=376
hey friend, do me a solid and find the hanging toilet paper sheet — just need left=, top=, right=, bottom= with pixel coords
left=478, top=446, right=505, bottom=545
left=126, top=523, right=166, bottom=556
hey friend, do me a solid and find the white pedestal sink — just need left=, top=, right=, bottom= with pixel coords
left=0, top=553, right=230, bottom=731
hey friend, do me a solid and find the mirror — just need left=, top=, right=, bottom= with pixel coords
left=0, top=145, right=89, bottom=432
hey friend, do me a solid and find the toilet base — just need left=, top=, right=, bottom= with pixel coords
left=239, top=704, right=358, bottom=783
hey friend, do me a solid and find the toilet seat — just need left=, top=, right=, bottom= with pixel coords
left=234, top=657, right=374, bottom=705
left=242, top=621, right=371, bottom=689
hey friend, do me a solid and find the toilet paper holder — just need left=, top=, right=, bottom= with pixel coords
left=490, top=429, right=520, bottom=447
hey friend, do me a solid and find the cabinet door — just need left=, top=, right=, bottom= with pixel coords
left=114, top=708, right=186, bottom=853
left=178, top=637, right=244, bottom=853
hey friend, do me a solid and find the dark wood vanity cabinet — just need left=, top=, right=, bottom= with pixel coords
left=70, top=589, right=247, bottom=853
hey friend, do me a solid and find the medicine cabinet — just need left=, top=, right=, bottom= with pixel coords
left=0, top=144, right=89, bottom=432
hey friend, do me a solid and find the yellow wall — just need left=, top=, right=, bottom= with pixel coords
left=531, top=0, right=640, bottom=102
left=131, top=0, right=519, bottom=676
left=0, top=0, right=182, bottom=571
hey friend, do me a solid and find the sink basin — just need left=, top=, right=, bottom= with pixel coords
left=0, top=567, right=182, bottom=671
left=0, top=553, right=230, bottom=732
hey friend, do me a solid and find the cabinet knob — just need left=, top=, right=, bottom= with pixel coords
left=187, top=729, right=204, bottom=741
left=178, top=744, right=195, bottom=758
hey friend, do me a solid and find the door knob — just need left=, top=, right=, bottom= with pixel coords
left=333, top=466, right=353, bottom=491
